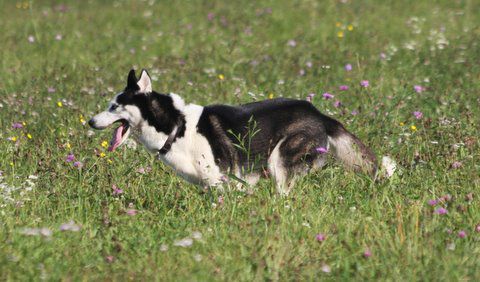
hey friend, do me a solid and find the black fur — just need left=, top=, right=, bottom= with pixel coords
left=197, top=98, right=339, bottom=173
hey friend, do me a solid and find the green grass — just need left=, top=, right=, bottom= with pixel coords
left=1, top=0, right=480, bottom=280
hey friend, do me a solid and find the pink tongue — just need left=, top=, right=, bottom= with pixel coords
left=108, top=124, right=125, bottom=152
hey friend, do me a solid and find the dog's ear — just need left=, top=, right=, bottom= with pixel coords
left=126, top=69, right=139, bottom=90
left=137, top=69, right=152, bottom=93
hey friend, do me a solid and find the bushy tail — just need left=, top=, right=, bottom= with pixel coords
left=323, top=116, right=378, bottom=176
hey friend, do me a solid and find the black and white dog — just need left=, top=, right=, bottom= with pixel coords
left=89, top=69, right=377, bottom=195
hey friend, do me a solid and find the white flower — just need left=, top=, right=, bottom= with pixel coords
left=381, top=156, right=397, bottom=178
left=173, top=238, right=193, bottom=247
left=59, top=220, right=81, bottom=232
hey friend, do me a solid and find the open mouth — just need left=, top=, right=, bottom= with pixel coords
left=108, top=119, right=130, bottom=152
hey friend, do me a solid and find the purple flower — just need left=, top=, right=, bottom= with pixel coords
left=351, top=110, right=358, bottom=116
left=413, top=111, right=423, bottom=119
left=339, top=85, right=349, bottom=91
left=73, top=161, right=83, bottom=168
left=434, top=207, right=448, bottom=215
left=306, top=93, right=315, bottom=102
left=126, top=209, right=138, bottom=216
left=441, top=194, right=452, bottom=202
left=287, top=39, right=297, bottom=47
left=360, top=80, right=369, bottom=88
left=427, top=199, right=438, bottom=206
left=207, top=12, right=215, bottom=21
left=333, top=100, right=342, bottom=108
left=458, top=230, right=466, bottom=238
left=414, top=85, right=425, bottom=93
left=306, top=61, right=313, bottom=68
left=451, top=161, right=462, bottom=169
left=112, top=184, right=123, bottom=195
left=47, top=87, right=56, bottom=93
left=322, top=93, right=334, bottom=100
left=363, top=249, right=372, bottom=258
left=344, top=64, right=352, bottom=71
left=66, top=154, right=75, bottom=162
left=315, top=233, right=326, bottom=242
left=12, top=122, right=23, bottom=129
left=316, top=147, right=328, bottom=154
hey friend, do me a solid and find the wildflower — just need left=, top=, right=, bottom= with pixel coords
left=73, top=161, right=83, bottom=168
left=107, top=159, right=113, bottom=164
left=399, top=122, right=405, bottom=126
left=59, top=220, right=81, bottom=232
left=9, top=136, right=18, bottom=142
left=344, top=64, right=352, bottom=71
left=160, top=244, right=169, bottom=252
left=12, top=122, right=23, bottom=129
left=315, top=233, right=326, bottom=242
left=218, top=74, right=225, bottom=80
left=48, top=87, right=56, bottom=93
left=79, top=116, right=86, bottom=124
left=440, top=194, right=452, bottom=202
left=476, top=224, right=480, bottom=232
left=337, top=31, right=344, bottom=38
left=458, top=230, right=466, bottom=238
left=66, top=154, right=75, bottom=162
left=360, top=80, right=369, bottom=88
left=55, top=34, right=62, bottom=41
left=347, top=24, right=353, bottom=31
left=322, top=93, right=334, bottom=100
left=112, top=184, right=123, bottom=195
left=351, top=110, right=358, bottom=116
left=335, top=22, right=342, bottom=27
left=137, top=167, right=146, bottom=174
left=306, top=61, right=313, bottom=68
left=434, top=207, right=447, bottom=215
left=268, top=93, right=274, bottom=99
left=316, top=147, right=328, bottom=154
left=57, top=101, right=63, bottom=107
left=105, top=256, right=114, bottom=263
left=192, top=231, right=203, bottom=240
left=99, top=152, right=106, bottom=158
left=207, top=12, right=214, bottom=21
left=27, top=35, right=35, bottom=43
left=321, top=264, right=331, bottom=273
left=218, top=196, right=224, bottom=205
left=339, top=85, right=349, bottom=91
left=414, top=85, right=425, bottom=93
left=413, top=111, right=423, bottom=119
left=19, top=227, right=52, bottom=237
left=26, top=133, right=32, bottom=139
left=427, top=199, right=438, bottom=206
left=380, top=52, right=387, bottom=60
left=65, top=143, right=71, bottom=149
left=451, top=161, right=462, bottom=169
left=287, top=39, right=297, bottom=47
left=333, top=100, right=342, bottom=108
left=363, top=249, right=372, bottom=258
left=306, top=93, right=315, bottom=102
left=101, top=140, right=108, bottom=148
left=410, top=125, right=417, bottom=132
left=126, top=209, right=138, bottom=216
left=174, top=238, right=193, bottom=247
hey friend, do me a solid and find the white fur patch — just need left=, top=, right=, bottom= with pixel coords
left=381, top=156, right=396, bottom=178
left=137, top=70, right=152, bottom=93
left=268, top=138, right=288, bottom=195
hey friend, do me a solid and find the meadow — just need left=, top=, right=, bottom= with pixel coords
left=1, top=0, right=479, bottom=280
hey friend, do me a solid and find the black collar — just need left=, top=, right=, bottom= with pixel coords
left=158, top=121, right=185, bottom=155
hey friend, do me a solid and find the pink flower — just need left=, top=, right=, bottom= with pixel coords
left=360, top=80, right=369, bottom=88
left=315, top=233, right=326, bottom=242
left=66, top=154, right=75, bottom=162
left=207, top=12, right=215, bottom=21
left=363, top=249, right=372, bottom=258
left=112, top=184, right=123, bottom=195
left=414, top=85, right=425, bottom=93
left=427, top=199, right=438, bottom=206
left=339, top=85, right=349, bottom=91
left=287, top=39, right=297, bottom=47
left=344, top=64, right=352, bottom=71
left=321, top=264, right=331, bottom=273
left=105, top=256, right=114, bottom=263
left=413, top=111, right=423, bottom=119
left=218, top=196, right=224, bottom=205
left=351, top=110, right=358, bottom=116
left=12, top=122, right=23, bottom=129
left=451, top=161, right=462, bottom=169
left=434, top=207, right=447, bottom=215
left=306, top=93, right=315, bottom=102
left=55, top=34, right=63, bottom=41
left=458, top=230, right=466, bottom=238
left=47, top=87, right=56, bottom=93
left=475, top=224, right=480, bottom=233
left=380, top=53, right=387, bottom=60
left=73, top=161, right=83, bottom=168
left=322, top=93, right=334, bottom=100
left=306, top=61, right=313, bottom=68
left=126, top=209, right=138, bottom=216
left=333, top=100, right=342, bottom=108
left=316, top=147, right=328, bottom=154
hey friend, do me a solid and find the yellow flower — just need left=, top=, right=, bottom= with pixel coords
left=57, top=101, right=63, bottom=107
left=107, top=159, right=113, bottom=164
left=100, top=152, right=106, bottom=158
left=80, top=118, right=86, bottom=124
left=410, top=125, right=417, bottom=131
left=101, top=141, right=108, bottom=148
left=268, top=93, right=274, bottom=99
left=399, top=122, right=405, bottom=126
left=11, top=136, right=18, bottom=142
left=22, top=122, right=26, bottom=126
left=27, top=133, right=32, bottom=139
left=9, top=162, right=14, bottom=166
left=335, top=22, right=342, bottom=27
left=337, top=31, right=344, bottom=38
left=218, top=74, right=225, bottom=80
left=65, top=143, right=71, bottom=149
left=347, top=24, right=354, bottom=31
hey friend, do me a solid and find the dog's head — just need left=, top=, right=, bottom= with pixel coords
left=88, top=69, right=154, bottom=151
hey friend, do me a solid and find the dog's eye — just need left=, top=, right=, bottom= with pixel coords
left=110, top=104, right=118, bottom=111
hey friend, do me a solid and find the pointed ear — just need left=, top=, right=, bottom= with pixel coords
left=137, top=69, right=152, bottom=93
left=126, top=69, right=138, bottom=90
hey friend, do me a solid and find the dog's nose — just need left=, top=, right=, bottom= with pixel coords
left=88, top=119, right=95, bottom=128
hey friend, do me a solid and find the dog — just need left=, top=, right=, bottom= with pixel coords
left=89, top=69, right=377, bottom=195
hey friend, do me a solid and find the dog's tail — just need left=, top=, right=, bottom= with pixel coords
left=323, top=115, right=378, bottom=176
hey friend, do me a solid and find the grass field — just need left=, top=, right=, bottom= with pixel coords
left=1, top=0, right=480, bottom=280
